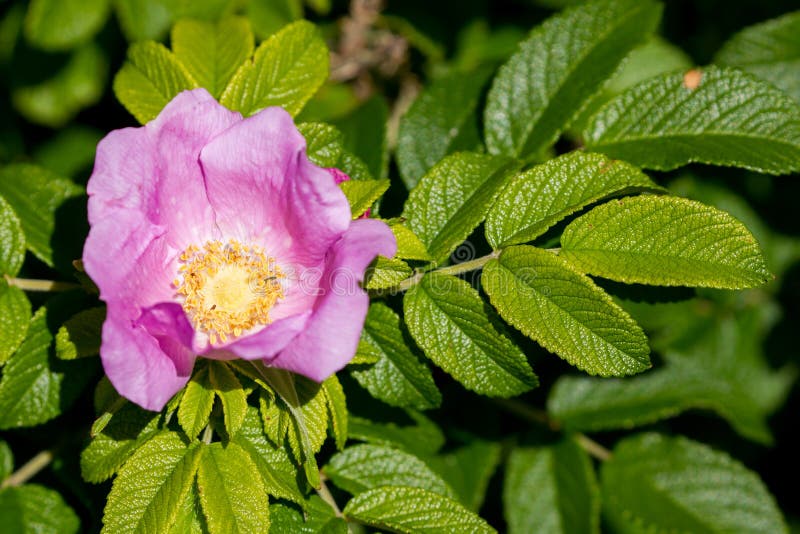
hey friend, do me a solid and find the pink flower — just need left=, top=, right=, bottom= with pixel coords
left=83, top=89, right=396, bottom=411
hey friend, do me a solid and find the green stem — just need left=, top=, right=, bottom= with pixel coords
left=5, top=276, right=78, bottom=292
left=374, top=250, right=501, bottom=295
left=201, top=425, right=214, bottom=444
left=316, top=473, right=343, bottom=518
left=1, top=450, right=54, bottom=489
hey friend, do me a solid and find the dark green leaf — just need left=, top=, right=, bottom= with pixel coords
left=55, top=306, right=104, bottom=360
left=348, top=411, right=445, bottom=458
left=24, top=0, right=110, bottom=51
left=208, top=361, right=247, bottom=437
left=0, top=191, right=26, bottom=277
left=0, top=282, right=30, bottom=366
left=426, top=440, right=502, bottom=512
left=333, top=96, right=389, bottom=180
left=0, top=484, right=80, bottom=534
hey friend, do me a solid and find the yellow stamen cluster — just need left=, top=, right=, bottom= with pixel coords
left=174, top=239, right=283, bottom=345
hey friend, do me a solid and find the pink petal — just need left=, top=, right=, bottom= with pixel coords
left=266, top=219, right=396, bottom=381
left=221, top=311, right=312, bottom=360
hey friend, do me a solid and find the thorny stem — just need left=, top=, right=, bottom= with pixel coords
left=494, top=398, right=613, bottom=462
left=5, top=276, right=78, bottom=292
left=1, top=450, right=54, bottom=489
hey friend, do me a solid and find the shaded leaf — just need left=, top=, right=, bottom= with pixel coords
left=55, top=306, right=104, bottom=360
left=0, top=484, right=80, bottom=534
left=25, top=0, right=110, bottom=51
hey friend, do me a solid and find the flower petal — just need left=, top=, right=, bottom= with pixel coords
left=101, top=304, right=196, bottom=411
left=222, top=311, right=312, bottom=360
left=266, top=219, right=396, bottom=381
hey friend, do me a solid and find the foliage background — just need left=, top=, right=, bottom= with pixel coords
left=1, top=0, right=799, bottom=531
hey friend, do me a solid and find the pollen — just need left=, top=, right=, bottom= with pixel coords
left=174, top=239, right=283, bottom=345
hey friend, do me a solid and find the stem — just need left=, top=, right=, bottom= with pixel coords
left=1, top=450, right=54, bottom=489
left=373, top=250, right=501, bottom=295
left=574, top=433, right=612, bottom=462
left=201, top=425, right=214, bottom=444
left=316, top=473, right=343, bottom=518
left=5, top=276, right=78, bottom=292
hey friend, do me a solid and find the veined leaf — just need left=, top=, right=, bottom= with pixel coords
left=426, top=440, right=502, bottom=512
left=0, top=164, right=83, bottom=268
left=55, top=306, right=104, bottom=360
left=113, top=41, right=198, bottom=124
left=171, top=17, right=254, bottom=98
left=220, top=20, right=328, bottom=117
left=485, top=151, right=662, bottom=248
left=322, top=375, right=347, bottom=450
left=350, top=303, right=441, bottom=411
left=270, top=495, right=347, bottom=534
left=583, top=66, right=800, bottom=174
left=24, top=0, right=109, bottom=51
left=391, top=223, right=432, bottom=262
left=0, top=282, right=30, bottom=365
left=403, top=152, right=517, bottom=264
left=325, top=444, right=456, bottom=498
left=560, top=195, right=771, bottom=289
left=715, top=11, right=800, bottom=102
left=344, top=486, right=495, bottom=533
left=0, top=195, right=25, bottom=277
left=0, top=484, right=80, bottom=534
left=484, top=0, right=662, bottom=159
left=602, top=433, right=787, bottom=534
left=504, top=438, right=599, bottom=534
left=340, top=179, right=389, bottom=219
left=208, top=361, right=247, bottom=437
left=299, top=122, right=343, bottom=168
left=348, top=411, right=445, bottom=458
left=364, top=256, right=413, bottom=290
left=102, top=432, right=202, bottom=534
left=397, top=67, right=492, bottom=189
left=177, top=365, right=215, bottom=440
left=482, top=245, right=650, bottom=376
left=404, top=273, right=538, bottom=397
left=196, top=442, right=271, bottom=533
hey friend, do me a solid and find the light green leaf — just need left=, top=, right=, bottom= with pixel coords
left=390, top=223, right=432, bottom=262
left=350, top=303, right=441, bottom=411
left=0, top=164, right=83, bottom=268
left=171, top=17, right=254, bottom=98
left=397, top=67, right=491, bottom=189
left=166, top=483, right=205, bottom=534
left=426, top=440, right=502, bottom=512
left=340, top=179, right=389, bottom=219
left=0, top=195, right=25, bottom=277
left=299, top=122, right=343, bottom=168
left=715, top=11, right=800, bottom=102
left=504, top=437, right=599, bottom=534
left=33, top=126, right=103, bottom=178
left=113, top=40, right=198, bottom=124
left=482, top=245, right=650, bottom=376
left=560, top=195, right=771, bottom=289
left=343, top=486, right=495, bottom=534
left=102, top=432, right=202, bottom=534
left=258, top=388, right=289, bottom=447
left=208, top=361, right=247, bottom=437
left=325, top=444, right=456, bottom=498
left=24, top=0, right=110, bottom=51
left=55, top=306, right=104, bottom=360
left=404, top=273, right=537, bottom=397
left=270, top=495, right=347, bottom=534
left=602, top=433, right=787, bottom=534
left=349, top=411, right=445, bottom=457
left=114, top=0, right=173, bottom=42
left=486, top=151, right=662, bottom=248
left=333, top=96, right=389, bottom=180
left=0, top=484, right=80, bottom=534
left=322, top=375, right=347, bottom=450
left=177, top=365, right=215, bottom=440
left=338, top=150, right=374, bottom=181
left=484, top=0, right=661, bottom=159
left=0, top=283, right=30, bottom=366
left=0, top=440, right=12, bottom=482
left=364, top=256, right=412, bottom=290
left=220, top=20, right=328, bottom=117
left=403, top=152, right=517, bottom=264
left=197, top=442, right=271, bottom=534
left=583, top=66, right=800, bottom=174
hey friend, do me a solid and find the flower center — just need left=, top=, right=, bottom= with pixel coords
left=174, top=240, right=283, bottom=344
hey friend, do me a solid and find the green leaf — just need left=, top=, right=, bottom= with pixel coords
left=715, top=11, right=800, bottom=102
left=113, top=40, right=198, bottom=124
left=602, top=433, right=787, bottom=534
left=390, top=223, right=432, bottom=262
left=24, top=0, right=110, bottom=51
left=403, top=152, right=517, bottom=264
left=486, top=151, right=662, bottom=248
left=425, top=440, right=502, bottom=512
left=560, top=195, right=772, bottom=289
left=397, top=67, right=491, bottom=189
left=0, top=484, right=80, bottom=534
left=114, top=0, right=173, bottom=41
left=583, top=66, right=800, bottom=174
left=208, top=361, right=248, bottom=437
left=55, top=306, right=104, bottom=360
left=81, top=403, right=160, bottom=483
left=177, top=365, right=215, bottom=440
left=482, top=245, right=650, bottom=376
left=33, top=126, right=103, bottom=178
left=0, top=306, right=94, bottom=429
left=102, top=432, right=202, bottom=534
left=484, top=0, right=662, bottom=159
left=503, top=437, right=599, bottom=534
left=322, top=375, right=347, bottom=450
left=340, top=179, right=389, bottom=219
left=343, top=486, right=495, bottom=533
left=0, top=164, right=83, bottom=268
left=270, top=495, right=347, bottom=534
left=258, top=388, right=289, bottom=447
left=299, top=122, right=343, bottom=168
left=333, top=96, right=389, bottom=180
left=349, top=411, right=445, bottom=457
left=0, top=191, right=26, bottom=277
left=325, top=444, right=456, bottom=498
left=220, top=20, right=328, bottom=117
left=404, top=273, right=538, bottom=397
left=364, top=256, right=412, bottom=290
left=350, top=303, right=441, bottom=411
left=197, top=442, right=271, bottom=533
left=167, top=484, right=205, bottom=534
left=171, top=17, right=254, bottom=98
left=246, top=0, right=301, bottom=40
left=0, top=282, right=30, bottom=366
left=0, top=440, right=13, bottom=482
